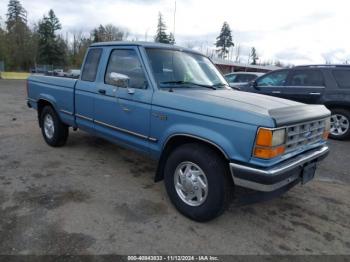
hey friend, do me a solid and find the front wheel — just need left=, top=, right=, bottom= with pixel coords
left=329, top=109, right=350, bottom=140
left=40, top=106, right=69, bottom=147
left=164, top=143, right=233, bottom=222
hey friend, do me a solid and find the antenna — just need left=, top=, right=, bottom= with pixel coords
left=173, top=0, right=177, bottom=38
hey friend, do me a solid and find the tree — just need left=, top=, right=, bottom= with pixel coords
left=215, top=22, right=234, bottom=59
left=234, top=44, right=241, bottom=63
left=154, top=13, right=170, bottom=44
left=250, top=47, right=259, bottom=65
left=5, top=0, right=34, bottom=70
left=69, top=31, right=92, bottom=67
left=0, top=21, right=6, bottom=64
left=92, top=24, right=128, bottom=42
left=168, top=32, right=175, bottom=45
left=6, top=0, right=27, bottom=31
left=37, top=9, right=67, bottom=66
left=92, top=25, right=105, bottom=42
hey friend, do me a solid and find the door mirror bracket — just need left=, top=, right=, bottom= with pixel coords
left=251, top=80, right=259, bottom=90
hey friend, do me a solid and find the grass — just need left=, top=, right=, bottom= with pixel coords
left=0, top=72, right=30, bottom=80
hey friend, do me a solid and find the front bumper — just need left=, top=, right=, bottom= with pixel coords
left=229, top=145, right=329, bottom=192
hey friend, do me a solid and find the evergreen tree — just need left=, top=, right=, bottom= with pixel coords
left=215, top=22, right=234, bottom=59
left=92, top=25, right=106, bottom=42
left=154, top=13, right=170, bottom=44
left=6, top=0, right=27, bottom=31
left=0, top=24, right=6, bottom=64
left=37, top=9, right=66, bottom=66
left=92, top=24, right=128, bottom=42
left=250, top=47, right=259, bottom=65
left=5, top=0, right=33, bottom=70
left=168, top=32, right=175, bottom=45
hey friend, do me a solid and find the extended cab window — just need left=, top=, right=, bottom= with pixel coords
left=81, top=48, right=102, bottom=82
left=105, top=49, right=147, bottom=89
left=288, top=69, right=324, bottom=86
left=257, top=70, right=288, bottom=87
left=332, top=69, right=350, bottom=88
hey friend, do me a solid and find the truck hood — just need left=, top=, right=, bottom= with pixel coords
left=153, top=89, right=330, bottom=127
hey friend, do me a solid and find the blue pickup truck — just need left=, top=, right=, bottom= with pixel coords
left=27, top=42, right=331, bottom=221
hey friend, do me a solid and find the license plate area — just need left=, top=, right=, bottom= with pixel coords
left=301, top=162, right=316, bottom=185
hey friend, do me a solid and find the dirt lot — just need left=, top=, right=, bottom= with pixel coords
left=0, top=80, right=349, bottom=255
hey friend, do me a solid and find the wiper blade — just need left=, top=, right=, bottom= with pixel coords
left=212, top=83, right=229, bottom=88
left=160, top=81, right=216, bottom=90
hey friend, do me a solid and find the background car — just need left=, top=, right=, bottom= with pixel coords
left=65, top=69, right=81, bottom=78
left=243, top=65, right=350, bottom=140
left=53, top=69, right=64, bottom=77
left=224, top=72, right=264, bottom=89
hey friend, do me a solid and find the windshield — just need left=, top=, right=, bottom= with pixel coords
left=146, top=48, right=229, bottom=88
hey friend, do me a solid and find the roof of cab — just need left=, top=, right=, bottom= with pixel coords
left=90, top=41, right=203, bottom=55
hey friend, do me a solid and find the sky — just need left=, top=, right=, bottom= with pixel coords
left=1, top=0, right=349, bottom=65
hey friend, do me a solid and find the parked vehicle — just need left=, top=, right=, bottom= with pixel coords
left=243, top=65, right=350, bottom=140
left=53, top=69, right=65, bottom=77
left=225, top=72, right=264, bottom=89
left=26, top=42, right=330, bottom=221
left=65, top=69, right=81, bottom=78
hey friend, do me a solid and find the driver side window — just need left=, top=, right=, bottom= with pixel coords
left=105, top=49, right=147, bottom=89
left=257, top=70, right=289, bottom=87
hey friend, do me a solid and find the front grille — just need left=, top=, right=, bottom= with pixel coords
left=285, top=119, right=326, bottom=152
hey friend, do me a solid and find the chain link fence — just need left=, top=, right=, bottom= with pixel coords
left=31, top=64, right=54, bottom=74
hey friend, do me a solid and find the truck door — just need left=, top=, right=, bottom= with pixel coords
left=282, top=69, right=325, bottom=104
left=75, top=48, right=103, bottom=133
left=94, top=46, right=153, bottom=153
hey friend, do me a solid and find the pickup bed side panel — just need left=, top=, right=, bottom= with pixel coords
left=27, top=76, right=76, bottom=126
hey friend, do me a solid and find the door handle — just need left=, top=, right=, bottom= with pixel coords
left=309, top=92, right=321, bottom=95
left=127, top=88, right=135, bottom=95
left=272, top=91, right=281, bottom=94
left=98, top=89, right=106, bottom=95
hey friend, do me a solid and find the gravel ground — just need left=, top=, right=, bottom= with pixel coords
left=0, top=80, right=349, bottom=255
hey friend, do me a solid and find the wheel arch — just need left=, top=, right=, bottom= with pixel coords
left=324, top=102, right=350, bottom=112
left=37, top=98, right=58, bottom=127
left=154, top=134, right=230, bottom=182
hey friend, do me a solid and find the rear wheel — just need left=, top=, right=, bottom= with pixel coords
left=40, top=106, right=69, bottom=147
left=164, top=143, right=233, bottom=222
left=330, top=109, right=350, bottom=140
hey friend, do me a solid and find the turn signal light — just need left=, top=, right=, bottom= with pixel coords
left=323, top=117, right=331, bottom=140
left=254, top=145, right=286, bottom=159
left=323, top=131, right=329, bottom=140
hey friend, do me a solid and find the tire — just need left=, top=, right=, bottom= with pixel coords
left=164, top=143, right=233, bottom=222
left=329, top=108, right=350, bottom=140
left=40, top=106, right=69, bottom=147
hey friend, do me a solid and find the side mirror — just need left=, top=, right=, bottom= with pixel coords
left=109, top=72, right=130, bottom=88
left=251, top=80, right=259, bottom=89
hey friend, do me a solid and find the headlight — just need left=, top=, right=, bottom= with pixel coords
left=254, top=128, right=286, bottom=159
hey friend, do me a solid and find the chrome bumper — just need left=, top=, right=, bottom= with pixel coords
left=229, top=145, right=329, bottom=192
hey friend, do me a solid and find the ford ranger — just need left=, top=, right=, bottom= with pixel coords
left=27, top=42, right=330, bottom=221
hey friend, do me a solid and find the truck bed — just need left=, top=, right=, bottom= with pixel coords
left=27, top=75, right=78, bottom=127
